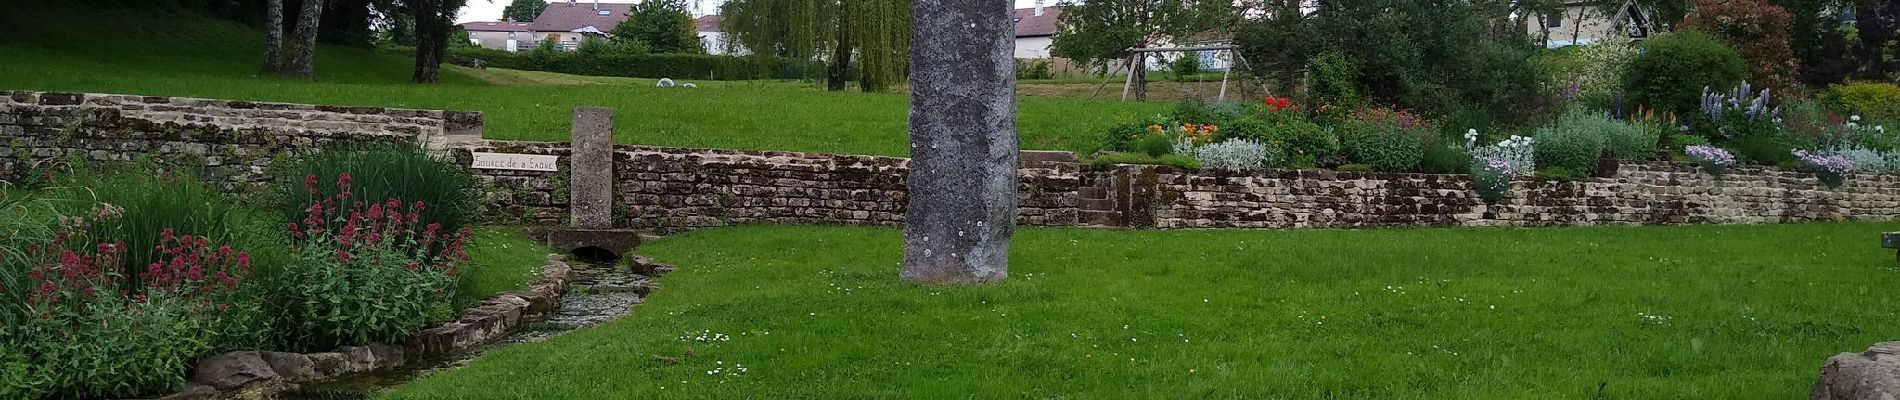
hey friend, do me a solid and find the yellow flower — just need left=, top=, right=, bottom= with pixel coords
left=1146, top=124, right=1163, bottom=134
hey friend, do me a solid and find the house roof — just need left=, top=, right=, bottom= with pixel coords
left=460, top=21, right=534, bottom=32
left=695, top=15, right=723, bottom=32
left=530, top=2, right=636, bottom=33
left=1012, top=6, right=1061, bottom=37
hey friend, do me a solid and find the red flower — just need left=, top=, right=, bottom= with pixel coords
left=304, top=174, right=319, bottom=194
left=336, top=172, right=353, bottom=189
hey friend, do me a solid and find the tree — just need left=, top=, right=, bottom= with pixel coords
left=282, top=0, right=326, bottom=79
left=1051, top=0, right=1235, bottom=100
left=902, top=0, right=1016, bottom=284
left=1677, top=0, right=1802, bottom=97
left=721, top=0, right=909, bottom=91
left=502, top=0, right=548, bottom=22
left=405, top=0, right=467, bottom=83
left=262, top=0, right=285, bottom=74
left=1855, top=0, right=1900, bottom=80
left=610, top=0, right=702, bottom=54
left=1237, top=0, right=1554, bottom=127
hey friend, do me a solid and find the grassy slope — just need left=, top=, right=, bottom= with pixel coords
left=385, top=223, right=1900, bottom=399
left=458, top=227, right=555, bottom=304
left=0, top=5, right=1164, bottom=157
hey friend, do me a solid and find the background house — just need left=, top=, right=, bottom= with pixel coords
left=1012, top=4, right=1060, bottom=59
left=460, top=21, right=534, bottom=52
left=527, top=1, right=635, bottom=51
left=695, top=15, right=745, bottom=55
left=1528, top=0, right=1653, bottom=48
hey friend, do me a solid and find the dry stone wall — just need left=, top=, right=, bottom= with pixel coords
left=0, top=91, right=480, bottom=189
left=457, top=141, right=1081, bottom=234
left=1139, top=162, right=1900, bottom=229
left=8, top=90, right=1895, bottom=234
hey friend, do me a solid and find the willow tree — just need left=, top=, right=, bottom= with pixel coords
left=720, top=0, right=909, bottom=91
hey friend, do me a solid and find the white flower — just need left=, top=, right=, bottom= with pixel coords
left=1852, top=115, right=1863, bottom=122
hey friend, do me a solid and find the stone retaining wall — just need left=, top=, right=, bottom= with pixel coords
left=0, top=91, right=480, bottom=189
left=1127, top=162, right=1900, bottom=229
left=11, top=90, right=1895, bottom=233
left=464, top=141, right=1900, bottom=232
left=457, top=141, right=1081, bottom=234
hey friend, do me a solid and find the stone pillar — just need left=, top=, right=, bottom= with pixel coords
left=900, top=0, right=1017, bottom=284
left=569, top=107, right=613, bottom=229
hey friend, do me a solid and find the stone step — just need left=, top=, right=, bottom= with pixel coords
left=1079, top=210, right=1122, bottom=227
left=1077, top=187, right=1110, bottom=199
left=1079, top=198, right=1117, bottom=211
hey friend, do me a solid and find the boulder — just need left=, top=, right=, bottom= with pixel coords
left=258, top=351, right=319, bottom=383
left=367, top=343, right=407, bottom=370
left=192, top=351, right=278, bottom=389
left=1813, top=342, right=1900, bottom=400
left=335, top=346, right=377, bottom=373
left=305, top=352, right=350, bottom=378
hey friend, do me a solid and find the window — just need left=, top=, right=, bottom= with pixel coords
left=1547, top=12, right=1563, bottom=28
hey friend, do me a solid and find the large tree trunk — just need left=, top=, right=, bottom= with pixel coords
left=827, top=11, right=853, bottom=92
left=1856, top=0, right=1896, bottom=79
left=262, top=0, right=285, bottom=74
left=285, top=0, right=325, bottom=79
left=900, top=0, right=1016, bottom=284
left=411, top=0, right=445, bottom=84
left=1132, top=52, right=1148, bottom=101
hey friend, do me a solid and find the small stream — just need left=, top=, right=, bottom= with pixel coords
left=287, top=260, right=653, bottom=399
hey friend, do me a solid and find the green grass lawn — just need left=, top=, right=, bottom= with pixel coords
left=0, top=4, right=1164, bottom=157
left=457, top=227, right=556, bottom=304
left=383, top=223, right=1900, bottom=399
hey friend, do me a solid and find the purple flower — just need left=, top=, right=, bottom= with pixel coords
left=1794, top=150, right=1855, bottom=175
left=1684, top=145, right=1736, bottom=167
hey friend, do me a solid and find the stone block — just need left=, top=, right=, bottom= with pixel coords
left=192, top=351, right=277, bottom=389
left=570, top=107, right=615, bottom=229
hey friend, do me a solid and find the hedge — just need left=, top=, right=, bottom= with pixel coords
left=450, top=48, right=819, bottom=81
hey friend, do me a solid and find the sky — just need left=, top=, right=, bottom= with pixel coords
left=456, top=0, right=1056, bottom=23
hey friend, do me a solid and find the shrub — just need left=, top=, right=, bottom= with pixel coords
left=1822, top=147, right=1900, bottom=173
left=276, top=145, right=478, bottom=236
left=451, top=47, right=814, bottom=80
left=1169, top=55, right=1202, bottom=82
left=1420, top=140, right=1472, bottom=174
left=280, top=173, right=471, bottom=350
left=1015, top=59, right=1053, bottom=80
left=6, top=205, right=262, bottom=398
left=1133, top=133, right=1176, bottom=157
left=1469, top=132, right=1537, bottom=176
left=1187, top=139, right=1275, bottom=171
left=1822, top=82, right=1900, bottom=123
left=1625, top=30, right=1748, bottom=114
left=1676, top=0, right=1802, bottom=97
left=1533, top=114, right=1609, bottom=175
left=1571, top=40, right=1639, bottom=101
left=46, top=171, right=285, bottom=309
left=1694, top=82, right=1792, bottom=164
left=1337, top=164, right=1374, bottom=172
left=1305, top=50, right=1363, bottom=122
left=1342, top=128, right=1424, bottom=172
left=1340, top=108, right=1430, bottom=172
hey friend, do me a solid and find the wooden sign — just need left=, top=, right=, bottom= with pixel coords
left=470, top=152, right=559, bottom=172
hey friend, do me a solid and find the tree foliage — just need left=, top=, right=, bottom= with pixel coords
left=1050, top=0, right=1235, bottom=66
left=1237, top=0, right=1555, bottom=128
left=502, top=0, right=548, bottom=22
left=1677, top=0, right=1802, bottom=97
left=721, top=0, right=909, bottom=91
left=612, top=0, right=703, bottom=54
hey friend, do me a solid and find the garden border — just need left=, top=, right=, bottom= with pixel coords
left=149, top=254, right=577, bottom=400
